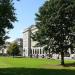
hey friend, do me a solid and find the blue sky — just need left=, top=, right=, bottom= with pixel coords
left=7, top=0, right=45, bottom=42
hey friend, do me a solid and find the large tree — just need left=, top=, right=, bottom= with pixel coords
left=0, top=0, right=17, bottom=45
left=32, top=0, right=75, bottom=65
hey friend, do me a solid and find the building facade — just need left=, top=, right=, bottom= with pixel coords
left=0, top=42, right=10, bottom=55
left=23, top=25, right=46, bottom=57
left=23, top=25, right=75, bottom=59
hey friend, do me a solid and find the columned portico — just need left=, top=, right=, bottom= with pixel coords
left=23, top=25, right=47, bottom=57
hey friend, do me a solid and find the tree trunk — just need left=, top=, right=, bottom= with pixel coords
left=61, top=51, right=64, bottom=65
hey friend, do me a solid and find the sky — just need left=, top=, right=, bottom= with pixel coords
left=6, top=0, right=45, bottom=42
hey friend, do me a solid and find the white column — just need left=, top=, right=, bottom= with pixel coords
left=34, top=49, right=35, bottom=54
left=39, top=49, right=40, bottom=54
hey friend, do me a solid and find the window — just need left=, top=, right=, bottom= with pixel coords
left=23, top=49, right=25, bottom=52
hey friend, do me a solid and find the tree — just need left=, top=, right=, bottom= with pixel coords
left=7, top=43, right=20, bottom=56
left=32, top=0, right=75, bottom=65
left=0, top=0, right=17, bottom=45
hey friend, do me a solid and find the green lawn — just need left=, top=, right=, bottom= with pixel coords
left=0, top=57, right=75, bottom=75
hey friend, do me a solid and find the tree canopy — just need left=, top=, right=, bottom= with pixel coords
left=32, top=0, right=75, bottom=65
left=0, top=0, right=17, bottom=45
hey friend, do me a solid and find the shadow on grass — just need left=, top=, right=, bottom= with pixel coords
left=0, top=68, right=75, bottom=75
left=64, top=62, right=75, bottom=67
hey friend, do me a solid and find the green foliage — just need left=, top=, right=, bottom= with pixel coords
left=32, top=0, right=75, bottom=65
left=0, top=0, right=17, bottom=45
left=7, top=43, right=20, bottom=56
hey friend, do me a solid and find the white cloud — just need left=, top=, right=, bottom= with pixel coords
left=6, top=38, right=14, bottom=42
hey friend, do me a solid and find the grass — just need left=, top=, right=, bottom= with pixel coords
left=0, top=57, right=75, bottom=75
